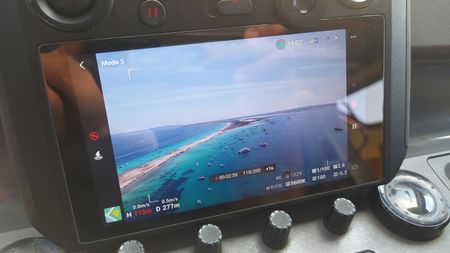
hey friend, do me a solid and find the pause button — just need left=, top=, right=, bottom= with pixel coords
left=140, top=0, right=167, bottom=27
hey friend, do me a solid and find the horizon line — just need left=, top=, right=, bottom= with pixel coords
left=110, top=102, right=337, bottom=136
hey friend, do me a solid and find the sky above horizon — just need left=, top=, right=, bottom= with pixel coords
left=96, top=29, right=347, bottom=134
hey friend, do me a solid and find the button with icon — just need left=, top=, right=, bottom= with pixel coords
left=104, top=206, right=122, bottom=223
left=139, top=0, right=167, bottom=27
left=89, top=131, right=100, bottom=141
left=94, top=150, right=104, bottom=161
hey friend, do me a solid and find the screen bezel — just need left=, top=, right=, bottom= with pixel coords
left=38, top=15, right=385, bottom=243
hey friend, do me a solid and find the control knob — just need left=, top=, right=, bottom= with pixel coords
left=117, top=240, right=145, bottom=253
left=323, top=198, right=356, bottom=235
left=262, top=210, right=292, bottom=249
left=196, top=224, right=223, bottom=253
left=372, top=171, right=450, bottom=241
left=30, top=0, right=113, bottom=31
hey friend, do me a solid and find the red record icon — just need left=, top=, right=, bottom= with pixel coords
left=89, top=131, right=100, bottom=141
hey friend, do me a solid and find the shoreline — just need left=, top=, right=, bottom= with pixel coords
left=118, top=123, right=232, bottom=189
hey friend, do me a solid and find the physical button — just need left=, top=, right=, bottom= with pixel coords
left=373, top=171, right=450, bottom=241
left=196, top=224, right=223, bottom=253
left=118, top=240, right=145, bottom=253
left=140, top=0, right=167, bottom=27
left=262, top=210, right=292, bottom=249
left=323, top=198, right=356, bottom=235
left=217, top=0, right=253, bottom=16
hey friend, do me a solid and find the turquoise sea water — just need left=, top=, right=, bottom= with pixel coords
left=117, top=105, right=348, bottom=218
left=113, top=123, right=226, bottom=174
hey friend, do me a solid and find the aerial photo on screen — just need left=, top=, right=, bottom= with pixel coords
left=96, top=29, right=349, bottom=220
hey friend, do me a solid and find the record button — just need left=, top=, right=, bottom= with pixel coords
left=140, top=0, right=167, bottom=27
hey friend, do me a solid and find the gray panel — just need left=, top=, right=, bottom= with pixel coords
left=409, top=0, right=450, bottom=155
left=410, top=62, right=450, bottom=143
left=411, top=0, right=450, bottom=47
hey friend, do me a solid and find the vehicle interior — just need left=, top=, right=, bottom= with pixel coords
left=0, top=0, right=449, bottom=252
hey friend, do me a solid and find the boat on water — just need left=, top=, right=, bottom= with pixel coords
left=238, top=147, right=251, bottom=154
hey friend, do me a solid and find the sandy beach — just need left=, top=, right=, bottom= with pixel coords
left=118, top=123, right=232, bottom=189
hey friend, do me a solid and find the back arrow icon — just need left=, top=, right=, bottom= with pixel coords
left=79, top=61, right=86, bottom=70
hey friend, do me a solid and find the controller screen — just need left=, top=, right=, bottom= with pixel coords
left=95, top=28, right=354, bottom=222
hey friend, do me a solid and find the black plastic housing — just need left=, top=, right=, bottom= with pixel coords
left=0, top=0, right=410, bottom=250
